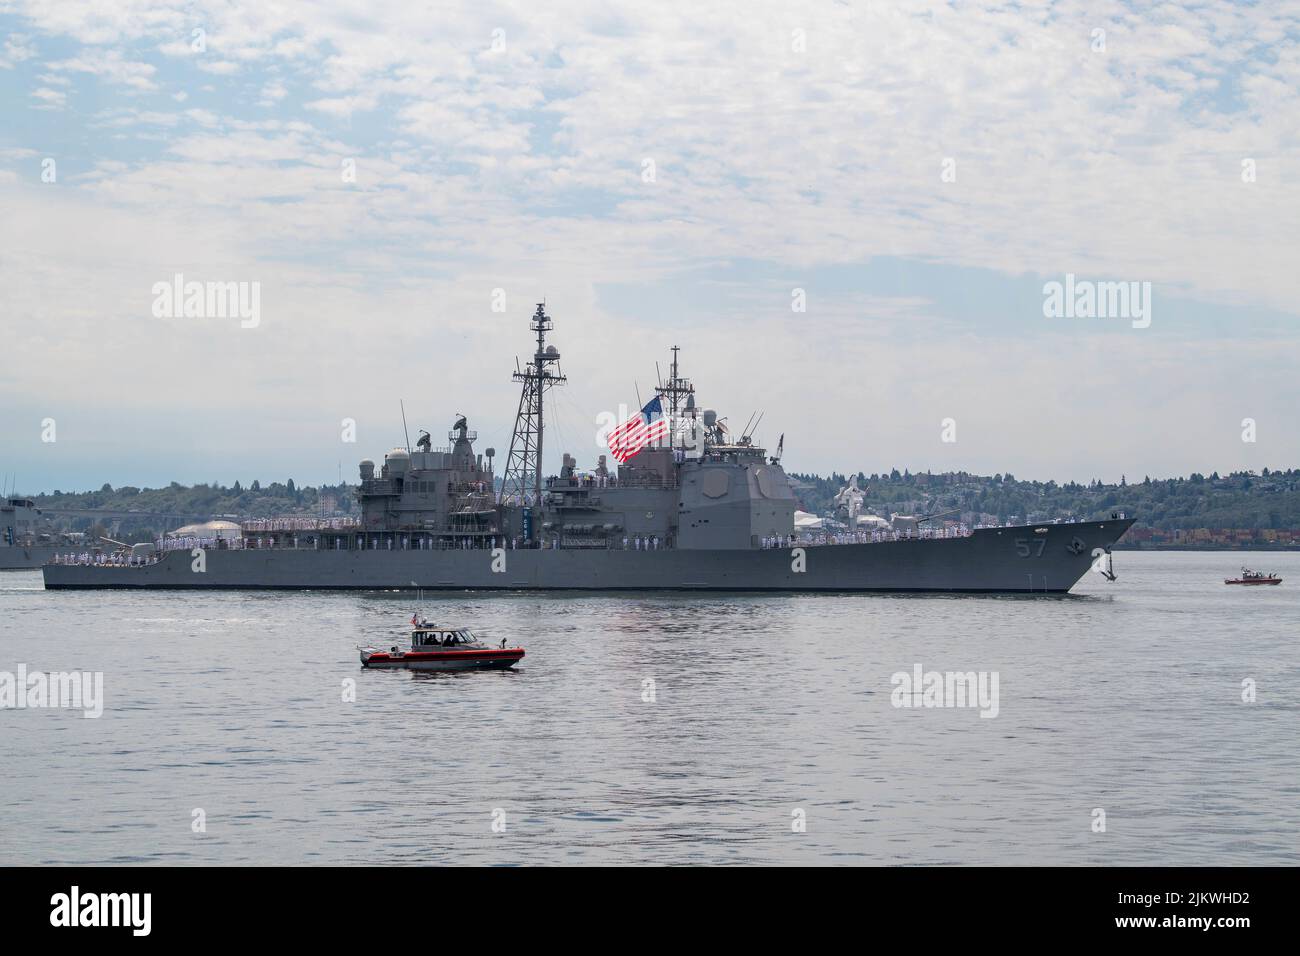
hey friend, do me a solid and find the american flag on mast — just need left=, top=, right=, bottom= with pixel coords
left=607, top=395, right=670, bottom=463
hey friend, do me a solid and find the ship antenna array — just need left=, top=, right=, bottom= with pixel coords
left=500, top=302, right=567, bottom=508
left=655, top=345, right=695, bottom=449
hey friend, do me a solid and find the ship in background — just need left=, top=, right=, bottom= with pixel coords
left=1, top=496, right=68, bottom=570
left=43, top=303, right=1134, bottom=592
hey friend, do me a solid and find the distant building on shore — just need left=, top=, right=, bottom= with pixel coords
left=1120, top=526, right=1300, bottom=550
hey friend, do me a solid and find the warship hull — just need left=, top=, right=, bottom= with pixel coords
left=42, top=518, right=1133, bottom=593
left=1, top=546, right=59, bottom=571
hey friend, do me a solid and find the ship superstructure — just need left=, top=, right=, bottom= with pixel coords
left=1, top=496, right=66, bottom=570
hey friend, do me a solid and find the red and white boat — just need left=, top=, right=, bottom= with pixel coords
left=360, top=620, right=524, bottom=672
left=1224, top=567, right=1282, bottom=586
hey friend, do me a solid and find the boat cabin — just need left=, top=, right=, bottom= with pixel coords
left=412, top=627, right=477, bottom=648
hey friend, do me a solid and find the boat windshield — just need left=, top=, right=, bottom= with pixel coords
left=411, top=628, right=475, bottom=646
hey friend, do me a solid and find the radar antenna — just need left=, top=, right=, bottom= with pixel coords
left=500, top=303, right=566, bottom=506
left=770, top=433, right=784, bottom=464
left=655, top=345, right=695, bottom=450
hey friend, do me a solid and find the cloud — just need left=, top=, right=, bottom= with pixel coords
left=0, top=31, right=35, bottom=68
left=304, top=93, right=377, bottom=118
left=257, top=79, right=286, bottom=107
left=46, top=48, right=157, bottom=91
left=30, top=85, right=65, bottom=107
left=1, top=0, right=1298, bottom=489
left=196, top=58, right=240, bottom=75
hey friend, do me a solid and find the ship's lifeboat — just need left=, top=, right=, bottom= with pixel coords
left=360, top=623, right=524, bottom=671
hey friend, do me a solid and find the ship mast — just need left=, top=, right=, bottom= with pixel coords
left=499, top=303, right=566, bottom=507
left=656, top=345, right=694, bottom=449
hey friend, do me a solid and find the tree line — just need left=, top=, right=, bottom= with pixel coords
left=787, top=468, right=1300, bottom=531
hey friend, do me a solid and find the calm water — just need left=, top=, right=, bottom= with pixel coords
left=1, top=551, right=1297, bottom=866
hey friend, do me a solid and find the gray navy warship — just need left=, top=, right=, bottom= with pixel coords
left=43, top=304, right=1133, bottom=592
left=2, top=497, right=63, bottom=570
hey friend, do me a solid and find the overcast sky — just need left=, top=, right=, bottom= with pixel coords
left=1, top=0, right=1297, bottom=494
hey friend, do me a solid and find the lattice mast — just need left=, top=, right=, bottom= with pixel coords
left=499, top=302, right=566, bottom=505
left=656, top=345, right=695, bottom=449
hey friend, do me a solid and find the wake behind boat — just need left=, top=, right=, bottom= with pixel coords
left=360, top=616, right=524, bottom=671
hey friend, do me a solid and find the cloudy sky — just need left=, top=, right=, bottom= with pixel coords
left=1, top=0, right=1297, bottom=493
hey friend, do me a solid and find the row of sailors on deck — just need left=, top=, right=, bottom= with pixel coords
left=52, top=551, right=159, bottom=566
left=799, top=526, right=972, bottom=546
left=460, top=536, right=666, bottom=550
left=164, top=536, right=227, bottom=551
left=242, top=517, right=357, bottom=531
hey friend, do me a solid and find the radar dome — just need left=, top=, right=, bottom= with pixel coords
left=359, top=459, right=375, bottom=480
left=385, top=448, right=410, bottom=476
left=702, top=408, right=718, bottom=426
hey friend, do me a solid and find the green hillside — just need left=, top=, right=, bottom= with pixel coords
left=22, top=467, right=1300, bottom=547
left=788, top=468, right=1300, bottom=532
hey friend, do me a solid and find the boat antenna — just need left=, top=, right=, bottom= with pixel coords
left=400, top=400, right=412, bottom=454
